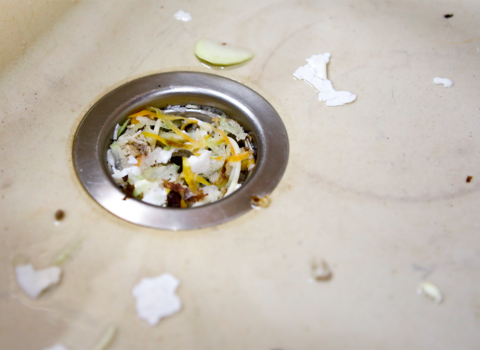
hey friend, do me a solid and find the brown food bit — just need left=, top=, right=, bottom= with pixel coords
left=466, top=176, right=473, bottom=183
left=163, top=181, right=207, bottom=205
left=167, top=191, right=182, bottom=207
left=55, top=210, right=65, bottom=221
left=122, top=175, right=129, bottom=182
left=221, top=43, right=226, bottom=45
left=121, top=183, right=135, bottom=200
left=444, top=13, right=453, bottom=18
left=251, top=195, right=271, bottom=209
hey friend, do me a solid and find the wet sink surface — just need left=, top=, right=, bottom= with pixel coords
left=1, top=0, right=480, bottom=348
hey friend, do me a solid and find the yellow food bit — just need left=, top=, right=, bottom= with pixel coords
left=196, top=175, right=211, bottom=186
left=241, top=158, right=255, bottom=171
left=182, top=157, right=197, bottom=193
left=131, top=119, right=139, bottom=125
left=148, top=108, right=197, bottom=144
left=228, top=151, right=250, bottom=163
left=136, top=154, right=146, bottom=166
left=180, top=120, right=198, bottom=130
left=142, top=132, right=170, bottom=147
left=180, top=198, right=188, bottom=208
left=217, top=129, right=235, bottom=155
left=127, top=110, right=156, bottom=119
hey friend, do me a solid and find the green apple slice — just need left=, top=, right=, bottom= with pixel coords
left=194, top=38, right=254, bottom=66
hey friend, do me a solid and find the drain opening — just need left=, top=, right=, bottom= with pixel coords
left=74, top=72, right=288, bottom=230
left=107, top=104, right=258, bottom=208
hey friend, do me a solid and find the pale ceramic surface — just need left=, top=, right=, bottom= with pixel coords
left=1, top=0, right=480, bottom=349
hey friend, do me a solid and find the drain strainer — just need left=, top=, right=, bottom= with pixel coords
left=73, top=72, right=289, bottom=230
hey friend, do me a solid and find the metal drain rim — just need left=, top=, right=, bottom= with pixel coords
left=73, top=72, right=289, bottom=230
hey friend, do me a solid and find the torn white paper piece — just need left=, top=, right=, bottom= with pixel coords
left=132, top=273, right=182, bottom=326
left=294, top=53, right=356, bottom=107
left=44, top=343, right=68, bottom=350
left=174, top=10, right=192, bottom=22
left=15, top=264, right=62, bottom=299
left=433, top=77, right=453, bottom=87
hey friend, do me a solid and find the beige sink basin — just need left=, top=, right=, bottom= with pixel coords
left=1, top=0, right=479, bottom=348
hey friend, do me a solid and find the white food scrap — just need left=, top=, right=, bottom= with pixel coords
left=174, top=10, right=192, bottom=22
left=44, top=344, right=69, bottom=350
left=433, top=77, right=453, bottom=87
left=132, top=273, right=182, bottom=326
left=417, top=281, right=443, bottom=304
left=15, top=264, right=62, bottom=299
left=293, top=53, right=356, bottom=107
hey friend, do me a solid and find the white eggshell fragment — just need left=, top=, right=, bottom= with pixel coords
left=15, top=264, right=62, bottom=299
left=132, top=273, right=182, bottom=326
left=194, top=38, right=254, bottom=66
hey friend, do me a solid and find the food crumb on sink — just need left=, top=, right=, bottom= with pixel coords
left=433, top=77, right=453, bottom=87
left=15, top=264, right=62, bottom=299
left=293, top=53, right=356, bottom=107
left=54, top=210, right=65, bottom=225
left=251, top=195, right=271, bottom=210
left=44, top=344, right=69, bottom=350
left=174, top=10, right=192, bottom=22
left=444, top=13, right=454, bottom=18
left=132, top=273, right=182, bottom=326
left=311, top=260, right=332, bottom=281
left=466, top=176, right=473, bottom=183
left=417, top=281, right=443, bottom=304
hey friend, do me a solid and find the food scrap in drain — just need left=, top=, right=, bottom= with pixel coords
left=132, top=273, right=182, bottom=326
left=108, top=106, right=256, bottom=207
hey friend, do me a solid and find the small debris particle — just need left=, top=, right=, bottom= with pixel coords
left=444, top=13, right=453, bottom=18
left=466, top=176, right=473, bottom=183
left=311, top=260, right=332, bottom=281
left=222, top=43, right=226, bottom=45
left=132, top=273, right=182, bottom=326
left=251, top=195, right=271, bottom=210
left=54, top=210, right=65, bottom=221
left=122, top=175, right=129, bottom=182
left=417, top=281, right=443, bottom=304
left=173, top=10, right=192, bottom=22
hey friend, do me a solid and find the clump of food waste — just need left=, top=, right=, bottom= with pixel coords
left=251, top=195, right=271, bottom=210
left=107, top=105, right=257, bottom=208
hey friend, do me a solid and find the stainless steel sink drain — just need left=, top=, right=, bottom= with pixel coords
left=73, top=72, right=289, bottom=230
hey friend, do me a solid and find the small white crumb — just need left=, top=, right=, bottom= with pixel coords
left=113, top=124, right=120, bottom=141
left=44, top=344, right=68, bottom=350
left=433, top=77, right=453, bottom=87
left=174, top=10, right=192, bottom=22
left=417, top=281, right=443, bottom=304
left=16, top=264, right=62, bottom=299
left=132, top=273, right=182, bottom=326
left=127, top=155, right=138, bottom=165
left=294, top=53, right=356, bottom=107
